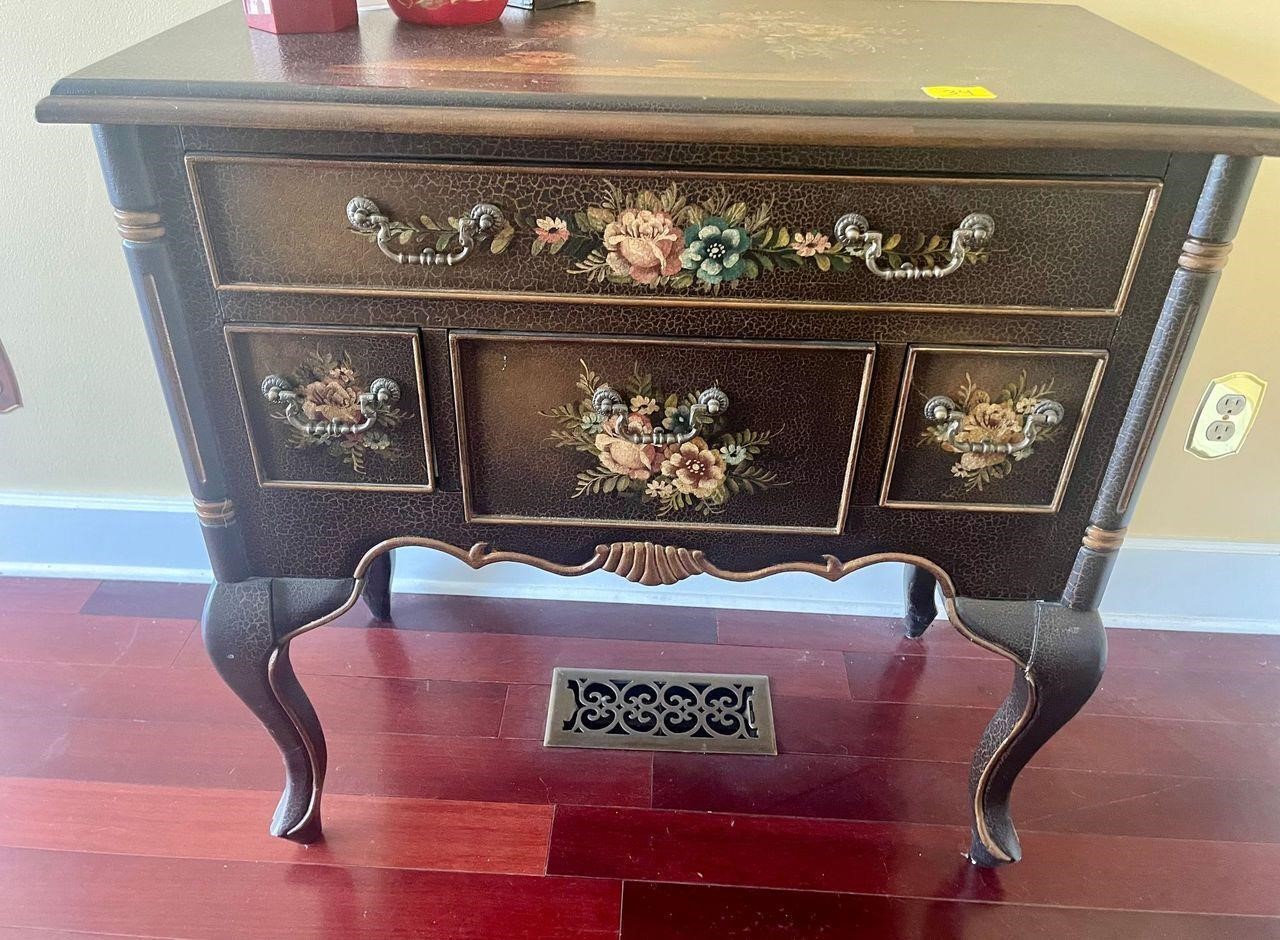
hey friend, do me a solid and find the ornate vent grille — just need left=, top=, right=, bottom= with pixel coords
left=543, top=667, right=776, bottom=755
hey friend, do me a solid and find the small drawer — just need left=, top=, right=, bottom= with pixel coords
left=225, top=324, right=435, bottom=492
left=450, top=332, right=875, bottom=533
left=881, top=345, right=1107, bottom=513
left=189, top=155, right=1160, bottom=316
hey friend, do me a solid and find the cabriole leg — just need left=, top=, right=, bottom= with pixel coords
left=201, top=576, right=354, bottom=843
left=363, top=550, right=394, bottom=621
left=902, top=564, right=939, bottom=638
left=953, top=598, right=1106, bottom=866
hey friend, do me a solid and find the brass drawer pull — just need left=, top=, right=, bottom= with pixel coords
left=592, top=383, right=729, bottom=446
left=261, top=373, right=401, bottom=439
left=346, top=196, right=504, bottom=268
left=834, top=212, right=994, bottom=281
left=923, top=393, right=1064, bottom=456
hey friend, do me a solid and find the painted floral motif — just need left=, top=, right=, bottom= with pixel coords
left=267, top=348, right=414, bottom=475
left=541, top=361, right=786, bottom=517
left=349, top=180, right=990, bottom=294
left=602, top=208, right=684, bottom=285
left=917, top=371, right=1061, bottom=491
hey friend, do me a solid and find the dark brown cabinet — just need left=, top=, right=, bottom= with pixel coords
left=39, top=0, right=1278, bottom=869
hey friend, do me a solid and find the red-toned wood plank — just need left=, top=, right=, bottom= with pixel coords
left=334, top=591, right=718, bottom=643
left=0, top=612, right=193, bottom=668
left=719, top=608, right=1280, bottom=674
left=620, top=881, right=1280, bottom=940
left=843, top=650, right=1280, bottom=723
left=501, top=683, right=553, bottom=739
left=0, top=660, right=508, bottom=739
left=0, top=578, right=100, bottom=615
left=652, top=751, right=1280, bottom=843
left=1103, top=627, right=1280, bottom=674
left=78, top=579, right=209, bottom=621
left=503, top=685, right=1280, bottom=780
left=0, top=777, right=552, bottom=876
left=773, top=695, right=1280, bottom=779
left=0, top=846, right=620, bottom=939
left=0, top=930, right=138, bottom=939
left=717, top=609, right=976, bottom=656
left=174, top=625, right=851, bottom=700
left=0, top=715, right=651, bottom=808
left=550, top=806, right=1280, bottom=916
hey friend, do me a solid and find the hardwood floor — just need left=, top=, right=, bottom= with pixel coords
left=1, top=575, right=1278, bottom=938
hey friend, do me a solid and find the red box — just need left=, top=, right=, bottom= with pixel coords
left=242, top=0, right=358, bottom=34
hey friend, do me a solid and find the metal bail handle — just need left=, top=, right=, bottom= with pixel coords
left=923, top=393, right=1065, bottom=456
left=592, top=384, right=730, bottom=446
left=262, top=373, right=401, bottom=439
left=346, top=196, right=504, bottom=268
left=834, top=211, right=995, bottom=281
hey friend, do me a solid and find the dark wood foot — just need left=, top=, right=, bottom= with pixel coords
left=364, top=550, right=395, bottom=621
left=201, top=576, right=355, bottom=843
left=901, top=565, right=939, bottom=638
left=953, top=598, right=1106, bottom=867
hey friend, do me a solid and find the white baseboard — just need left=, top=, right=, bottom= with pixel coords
left=1, top=492, right=1276, bottom=633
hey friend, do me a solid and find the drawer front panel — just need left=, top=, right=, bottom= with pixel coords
left=451, top=332, right=875, bottom=533
left=882, top=345, right=1107, bottom=513
left=226, top=324, right=435, bottom=492
left=190, top=155, right=1159, bottom=315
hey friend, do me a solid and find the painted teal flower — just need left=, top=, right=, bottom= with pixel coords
left=681, top=218, right=751, bottom=285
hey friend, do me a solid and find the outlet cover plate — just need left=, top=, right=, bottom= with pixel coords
left=1185, top=371, right=1266, bottom=460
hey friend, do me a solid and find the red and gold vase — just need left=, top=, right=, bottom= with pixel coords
left=386, top=0, right=510, bottom=27
left=242, top=0, right=357, bottom=33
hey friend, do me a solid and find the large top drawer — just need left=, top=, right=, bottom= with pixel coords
left=188, top=155, right=1160, bottom=316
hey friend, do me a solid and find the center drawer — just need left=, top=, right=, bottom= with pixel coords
left=450, top=332, right=875, bottom=534
left=188, top=155, right=1160, bottom=316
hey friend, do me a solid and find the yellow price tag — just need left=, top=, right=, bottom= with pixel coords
left=922, top=85, right=997, bottom=100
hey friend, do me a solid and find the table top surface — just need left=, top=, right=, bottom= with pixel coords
left=38, top=0, right=1280, bottom=152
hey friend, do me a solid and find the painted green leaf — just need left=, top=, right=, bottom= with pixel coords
left=490, top=223, right=515, bottom=254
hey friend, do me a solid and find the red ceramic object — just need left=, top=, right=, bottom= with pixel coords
left=241, top=0, right=357, bottom=34
left=387, top=0, right=510, bottom=27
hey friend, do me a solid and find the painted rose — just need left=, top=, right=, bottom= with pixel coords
left=959, top=403, right=1023, bottom=444
left=660, top=436, right=727, bottom=498
left=602, top=209, right=684, bottom=285
left=595, top=412, right=658, bottom=481
left=950, top=402, right=1024, bottom=471
left=791, top=231, right=831, bottom=258
left=300, top=379, right=362, bottom=424
left=535, top=216, right=571, bottom=244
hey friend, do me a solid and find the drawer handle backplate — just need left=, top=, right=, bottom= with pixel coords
left=593, top=383, right=729, bottom=446
left=835, top=212, right=995, bottom=281
left=347, top=196, right=504, bottom=268
left=262, top=373, right=401, bottom=439
left=923, top=393, right=1064, bottom=456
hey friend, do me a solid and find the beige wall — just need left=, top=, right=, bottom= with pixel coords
left=1, top=0, right=223, bottom=499
left=0, top=1, right=1276, bottom=541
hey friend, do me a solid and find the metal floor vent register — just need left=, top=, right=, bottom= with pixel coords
left=543, top=667, right=777, bottom=755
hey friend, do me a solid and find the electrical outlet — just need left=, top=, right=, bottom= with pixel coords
left=1185, top=371, right=1267, bottom=460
